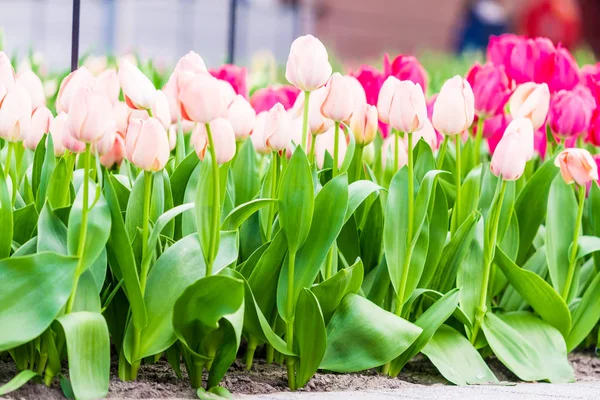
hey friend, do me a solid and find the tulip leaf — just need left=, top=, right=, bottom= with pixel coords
left=35, top=133, right=56, bottom=211
left=232, top=138, right=260, bottom=206
left=573, top=235, right=600, bottom=260
left=0, top=166, right=12, bottom=259
left=0, top=370, right=39, bottom=396
left=499, top=246, right=548, bottom=312
left=295, top=288, right=327, bottom=388
left=12, top=204, right=37, bottom=246
left=46, top=158, right=73, bottom=209
left=222, top=198, right=277, bottom=231
left=196, top=152, right=221, bottom=267
left=344, top=180, right=383, bottom=223
left=567, top=271, right=600, bottom=351
left=419, top=185, right=448, bottom=288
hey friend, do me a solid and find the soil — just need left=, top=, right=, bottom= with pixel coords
left=1, top=351, right=599, bottom=399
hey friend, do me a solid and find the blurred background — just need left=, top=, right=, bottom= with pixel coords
left=0, top=0, right=594, bottom=70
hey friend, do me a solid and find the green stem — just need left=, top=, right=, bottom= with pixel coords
left=308, top=133, right=316, bottom=163
left=205, top=122, right=220, bottom=277
left=470, top=180, right=507, bottom=344
left=353, top=144, right=364, bottom=182
left=332, top=121, right=340, bottom=177
left=562, top=184, right=586, bottom=300
left=394, top=129, right=399, bottom=171
left=265, top=152, right=279, bottom=241
left=301, top=91, right=311, bottom=151
left=65, top=144, right=92, bottom=314
left=285, top=250, right=297, bottom=390
left=437, top=135, right=449, bottom=169
left=325, top=246, right=335, bottom=280
left=474, top=117, right=484, bottom=165
left=4, top=141, right=12, bottom=178
left=244, top=337, right=258, bottom=371
left=453, top=135, right=462, bottom=235
left=139, top=170, right=153, bottom=293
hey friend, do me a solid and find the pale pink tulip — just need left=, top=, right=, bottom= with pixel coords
left=377, top=76, right=399, bottom=124
left=389, top=81, right=428, bottom=133
left=94, top=120, right=117, bottom=156
left=113, top=102, right=130, bottom=137
left=321, top=73, right=354, bottom=122
left=179, top=73, right=227, bottom=124
left=432, top=76, right=475, bottom=135
left=227, top=95, right=256, bottom=140
left=56, top=67, right=94, bottom=113
left=24, top=106, right=52, bottom=150
left=264, top=103, right=292, bottom=151
left=125, top=118, right=170, bottom=171
left=118, top=60, right=156, bottom=110
left=0, top=52, right=15, bottom=90
left=0, top=83, right=31, bottom=142
left=83, top=55, right=108, bottom=75
left=292, top=88, right=333, bottom=135
left=49, top=112, right=68, bottom=156
left=554, top=148, right=599, bottom=186
left=346, top=76, right=367, bottom=110
left=410, top=119, right=438, bottom=150
left=191, top=118, right=236, bottom=164
left=163, top=51, right=208, bottom=123
left=349, top=103, right=378, bottom=145
left=285, top=34, right=332, bottom=92
left=66, top=88, right=113, bottom=143
left=250, top=112, right=270, bottom=155
left=218, top=80, right=237, bottom=111
left=100, top=132, right=125, bottom=168
left=167, top=125, right=177, bottom=151
left=151, top=90, right=171, bottom=130
left=382, top=134, right=408, bottom=170
left=315, top=126, right=347, bottom=169
left=509, top=82, right=550, bottom=130
left=490, top=118, right=533, bottom=180
left=17, top=70, right=45, bottom=111
left=94, top=69, right=120, bottom=106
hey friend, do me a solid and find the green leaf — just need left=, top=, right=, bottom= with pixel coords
left=359, top=198, right=384, bottom=272
left=574, top=236, right=600, bottom=260
left=36, top=133, right=56, bottom=210
left=232, top=139, right=260, bottom=206
left=546, top=175, right=577, bottom=297
left=499, top=246, right=548, bottom=312
left=57, top=312, right=110, bottom=400
left=451, top=165, right=482, bottom=231
left=125, top=171, right=146, bottom=242
left=344, top=180, right=382, bottom=223
left=421, top=324, right=498, bottom=385
left=495, top=247, right=571, bottom=337
left=0, top=166, right=13, bottom=258
left=38, top=202, right=67, bottom=253
left=12, top=203, right=37, bottom=246
left=320, top=294, right=421, bottom=372
left=31, top=134, right=47, bottom=200
left=171, top=152, right=199, bottom=207
left=278, top=147, right=314, bottom=254
left=196, top=153, right=221, bottom=267
left=0, top=370, right=39, bottom=396
left=414, top=139, right=436, bottom=183
left=222, top=198, right=277, bottom=231
left=197, top=386, right=233, bottom=400
left=588, top=182, right=600, bottom=270
left=339, top=122, right=356, bottom=175
left=295, top=289, right=327, bottom=388
left=46, top=158, right=72, bottom=208
left=567, top=271, right=600, bottom=351
left=0, top=252, right=78, bottom=351
left=482, top=312, right=574, bottom=383
left=419, top=186, right=448, bottom=288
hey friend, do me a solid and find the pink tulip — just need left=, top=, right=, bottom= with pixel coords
left=56, top=66, right=94, bottom=113
left=250, top=85, right=300, bottom=113
left=179, top=73, right=228, bottom=124
left=432, top=76, right=475, bottom=135
left=410, top=119, right=438, bottom=150
left=113, top=102, right=131, bottom=137
left=485, top=113, right=512, bottom=154
left=285, top=34, right=332, bottom=92
left=587, top=109, right=600, bottom=146
left=24, top=106, right=53, bottom=150
left=118, top=60, right=156, bottom=110
left=549, top=86, right=596, bottom=138
left=49, top=112, right=69, bottom=156
left=487, top=34, right=522, bottom=72
left=346, top=76, right=367, bottom=110
left=321, top=73, right=354, bottom=122
left=125, top=118, right=170, bottom=171
left=227, top=95, right=256, bottom=140
left=286, top=116, right=304, bottom=159
left=250, top=112, right=270, bottom=155
left=0, top=52, right=15, bottom=90
left=350, top=65, right=385, bottom=106
left=162, top=51, right=208, bottom=123
left=264, top=103, right=292, bottom=152
left=94, top=120, right=117, bottom=156
left=94, top=69, right=120, bottom=106
left=465, top=62, right=512, bottom=117
left=383, top=53, right=428, bottom=93
left=315, top=126, right=347, bottom=170
left=508, top=37, right=555, bottom=84
left=83, top=55, right=108, bottom=76
left=555, top=148, right=599, bottom=186
left=151, top=90, right=172, bottom=130
left=17, top=70, right=45, bottom=111
left=174, top=51, right=208, bottom=75
left=167, top=125, right=177, bottom=151
left=66, top=88, right=113, bottom=143
left=548, top=47, right=581, bottom=93
left=381, top=134, right=408, bottom=170
left=594, top=156, right=600, bottom=185
left=209, top=64, right=248, bottom=99
left=509, top=82, right=550, bottom=130
left=490, top=118, right=534, bottom=181
left=100, top=134, right=125, bottom=168
left=350, top=103, right=378, bottom=145
left=292, top=88, right=333, bottom=135
left=0, top=83, right=31, bottom=142
left=377, top=76, right=399, bottom=124
left=389, top=81, right=427, bottom=133
left=191, top=118, right=236, bottom=164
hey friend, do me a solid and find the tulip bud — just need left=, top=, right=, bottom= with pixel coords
left=465, top=62, right=512, bottom=117
left=549, top=47, right=581, bottom=93
left=125, top=118, right=170, bottom=171
left=294, top=87, right=334, bottom=135
left=508, top=37, right=555, bottom=84
left=509, top=82, right=550, bottom=130
left=162, top=51, right=208, bottom=123
left=94, top=69, right=120, bottom=106
left=285, top=34, right=332, bottom=92
left=0, top=51, right=15, bottom=90
left=48, top=112, right=68, bottom=156
left=113, top=102, right=130, bottom=137
left=24, top=106, right=53, bottom=150
left=0, top=83, right=31, bottom=142
left=191, top=118, right=236, bottom=164
left=321, top=73, right=354, bottom=122
left=377, top=76, right=400, bottom=124
left=178, top=73, right=228, bottom=124
left=151, top=90, right=172, bottom=130
left=66, top=88, right=113, bottom=143
left=264, top=103, right=292, bottom=151
left=94, top=120, right=117, bottom=156
left=410, top=119, right=438, bottom=150
left=432, top=76, right=475, bottom=135
left=167, top=125, right=177, bottom=151
left=100, top=133, right=125, bottom=168
left=17, top=70, right=45, bottom=111
left=118, top=60, right=156, bottom=110
left=554, top=148, right=599, bottom=186
left=315, top=126, right=347, bottom=170
left=227, top=95, right=256, bottom=140
left=350, top=104, right=378, bottom=146
left=218, top=80, right=237, bottom=111
left=548, top=87, right=596, bottom=138
left=490, top=118, right=534, bottom=180
left=56, top=66, right=94, bottom=113
left=250, top=112, right=270, bottom=155
left=389, top=81, right=427, bottom=133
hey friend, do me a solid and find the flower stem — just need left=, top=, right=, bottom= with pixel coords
left=139, top=170, right=153, bottom=293
left=285, top=250, right=297, bottom=390
left=265, top=152, right=279, bottom=241
left=205, top=122, right=220, bottom=277
left=332, top=121, right=340, bottom=177
left=301, top=91, right=311, bottom=151
left=308, top=133, right=316, bottom=163
left=4, top=141, right=12, bottom=178
left=65, top=144, right=92, bottom=314
left=244, top=337, right=258, bottom=371
left=474, top=117, right=484, bottom=165
left=353, top=144, right=364, bottom=182
left=394, top=129, right=399, bottom=171
left=562, top=184, right=586, bottom=300
left=453, top=135, right=462, bottom=235
left=470, top=180, right=507, bottom=344
left=437, top=135, right=449, bottom=169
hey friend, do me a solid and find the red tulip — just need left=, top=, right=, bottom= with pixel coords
left=210, top=64, right=248, bottom=99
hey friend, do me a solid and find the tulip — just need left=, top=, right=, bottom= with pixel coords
left=174, top=51, right=208, bottom=75
left=555, top=148, right=599, bottom=186
left=263, top=103, right=292, bottom=152
left=178, top=73, right=228, bottom=124
left=410, top=119, right=438, bottom=150
left=383, top=53, right=428, bottom=93
left=227, top=95, right=256, bottom=140
left=588, top=109, right=600, bottom=146
left=191, top=118, right=236, bottom=165
left=94, top=120, right=117, bottom=156
left=48, top=112, right=68, bottom=156
left=0, top=51, right=15, bottom=90
left=17, top=70, right=45, bottom=111
left=24, top=106, right=53, bottom=150
left=162, top=51, right=208, bottom=123
left=93, top=69, right=120, bottom=105
left=548, top=87, right=596, bottom=138
left=218, top=80, right=237, bottom=110
left=377, top=76, right=399, bottom=124
left=250, top=112, right=270, bottom=155
left=151, top=90, right=172, bottom=130
left=66, top=88, right=113, bottom=143
left=56, top=66, right=94, bottom=113
left=487, top=34, right=522, bottom=72
left=314, top=126, right=347, bottom=170
left=125, top=117, right=170, bottom=171
left=485, top=113, right=512, bottom=154
left=292, top=88, right=333, bottom=135
left=43, top=79, right=58, bottom=100
left=346, top=76, right=367, bottom=110
left=0, top=83, right=31, bottom=142
left=83, top=55, right=108, bottom=75
left=210, top=64, right=248, bottom=99
left=100, top=132, right=125, bottom=168
left=490, top=118, right=534, bottom=181
left=432, top=75, right=475, bottom=135
left=321, top=73, right=354, bottom=122
left=285, top=34, right=332, bottom=92
left=389, top=81, right=427, bottom=134
left=508, top=37, right=555, bottom=84
left=350, top=65, right=385, bottom=106
left=113, top=102, right=130, bottom=137
left=508, top=82, right=550, bottom=130
left=250, top=85, right=300, bottom=113
left=465, top=62, right=512, bottom=118
left=549, top=47, right=581, bottom=93
left=350, top=104, right=378, bottom=146
left=381, top=134, right=408, bottom=170
left=61, top=125, right=86, bottom=154
left=118, top=60, right=156, bottom=110
left=167, top=125, right=177, bottom=151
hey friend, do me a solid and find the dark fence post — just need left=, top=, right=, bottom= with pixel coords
left=227, top=0, right=238, bottom=64
left=71, top=0, right=81, bottom=72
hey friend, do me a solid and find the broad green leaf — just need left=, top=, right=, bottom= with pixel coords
left=419, top=186, right=448, bottom=288
left=57, top=312, right=110, bottom=400
left=71, top=271, right=101, bottom=313
left=546, top=175, right=577, bottom=297
left=482, top=312, right=574, bottom=383
left=0, top=166, right=12, bottom=258
left=278, top=147, right=314, bottom=254
left=38, top=202, right=67, bottom=253
left=339, top=122, right=356, bottom=175
left=421, top=324, right=498, bottom=385
left=499, top=246, right=548, bottom=312
left=31, top=134, right=46, bottom=199
left=232, top=138, right=260, bottom=206
left=588, top=182, right=600, bottom=270
left=46, top=158, right=72, bottom=208
left=12, top=203, right=37, bottom=246
left=574, top=236, right=600, bottom=260
left=414, top=139, right=435, bottom=183
left=171, top=152, right=199, bottom=207
left=295, top=289, right=327, bottom=388
left=222, top=198, right=277, bottom=231
left=567, top=271, right=600, bottom=351
left=36, top=133, right=56, bottom=210
left=344, top=180, right=382, bottom=223
left=451, top=165, right=481, bottom=231
left=456, top=220, right=483, bottom=326
left=494, top=247, right=571, bottom=337
left=0, top=370, right=39, bottom=396
left=196, top=153, right=220, bottom=267
left=125, top=171, right=146, bottom=242
left=0, top=252, right=78, bottom=351
left=320, top=294, right=421, bottom=372
left=359, top=198, right=384, bottom=273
